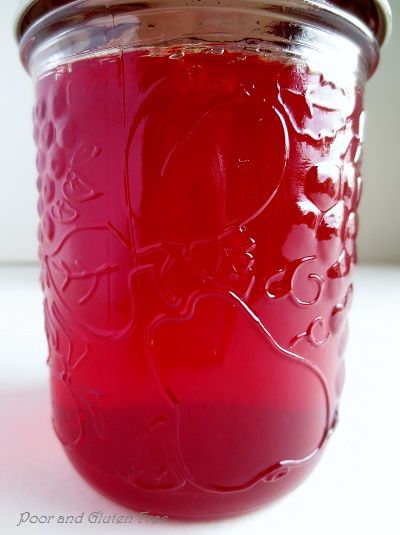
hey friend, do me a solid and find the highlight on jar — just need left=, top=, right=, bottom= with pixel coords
left=13, top=0, right=392, bottom=521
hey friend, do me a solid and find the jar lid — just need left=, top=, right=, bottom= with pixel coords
left=15, top=0, right=392, bottom=47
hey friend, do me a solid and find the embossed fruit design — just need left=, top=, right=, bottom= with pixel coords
left=152, top=293, right=329, bottom=490
left=33, top=46, right=363, bottom=517
left=127, top=71, right=288, bottom=241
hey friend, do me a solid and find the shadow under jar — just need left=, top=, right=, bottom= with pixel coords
left=16, top=0, right=390, bottom=520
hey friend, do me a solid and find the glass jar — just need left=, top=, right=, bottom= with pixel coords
left=16, top=0, right=391, bottom=520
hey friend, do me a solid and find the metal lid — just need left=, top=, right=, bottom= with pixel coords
left=15, top=0, right=392, bottom=46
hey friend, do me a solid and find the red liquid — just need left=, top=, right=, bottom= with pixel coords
left=35, top=47, right=362, bottom=518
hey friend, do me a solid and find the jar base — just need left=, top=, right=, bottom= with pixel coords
left=63, top=446, right=322, bottom=520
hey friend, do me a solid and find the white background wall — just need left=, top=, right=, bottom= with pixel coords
left=0, top=1, right=399, bottom=264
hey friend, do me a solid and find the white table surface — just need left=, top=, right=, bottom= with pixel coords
left=1, top=265, right=399, bottom=535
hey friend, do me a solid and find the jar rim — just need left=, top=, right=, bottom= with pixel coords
left=371, top=0, right=392, bottom=46
left=16, top=0, right=392, bottom=47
